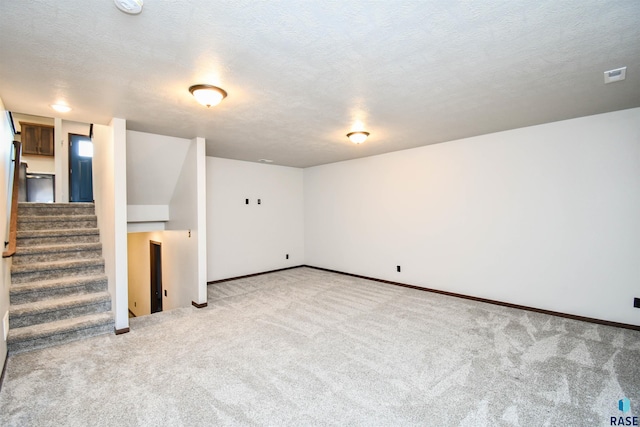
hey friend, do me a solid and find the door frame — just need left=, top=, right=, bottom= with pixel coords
left=68, top=132, right=94, bottom=202
left=150, top=240, right=163, bottom=314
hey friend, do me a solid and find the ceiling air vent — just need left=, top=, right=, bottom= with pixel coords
left=604, top=67, right=626, bottom=84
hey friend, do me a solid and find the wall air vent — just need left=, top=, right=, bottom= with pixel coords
left=604, top=67, right=626, bottom=84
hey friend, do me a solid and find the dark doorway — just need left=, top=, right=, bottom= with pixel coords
left=69, top=133, right=94, bottom=202
left=150, top=241, right=163, bottom=314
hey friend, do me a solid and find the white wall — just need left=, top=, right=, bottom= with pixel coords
left=54, top=120, right=91, bottom=203
left=127, top=232, right=153, bottom=317
left=127, top=205, right=168, bottom=232
left=0, top=99, right=15, bottom=366
left=166, top=139, right=197, bottom=231
left=125, top=132, right=206, bottom=308
left=54, top=118, right=62, bottom=201
left=127, top=222, right=166, bottom=233
left=11, top=113, right=53, bottom=130
left=126, top=130, right=190, bottom=206
left=93, top=118, right=129, bottom=331
left=20, top=154, right=54, bottom=174
left=127, top=205, right=169, bottom=223
left=206, top=157, right=304, bottom=281
left=127, top=230, right=195, bottom=317
left=163, top=230, right=200, bottom=309
left=166, top=137, right=207, bottom=305
left=194, top=138, right=207, bottom=304
left=126, top=130, right=190, bottom=226
left=305, top=108, right=640, bottom=326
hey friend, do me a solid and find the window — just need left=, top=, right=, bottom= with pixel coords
left=78, top=140, right=93, bottom=158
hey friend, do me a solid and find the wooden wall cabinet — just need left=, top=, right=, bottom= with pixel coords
left=20, top=122, right=55, bottom=156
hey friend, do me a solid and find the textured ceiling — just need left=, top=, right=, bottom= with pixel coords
left=1, top=1, right=639, bottom=168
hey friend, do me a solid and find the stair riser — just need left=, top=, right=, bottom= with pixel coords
left=12, top=264, right=105, bottom=284
left=18, top=207, right=96, bottom=216
left=12, top=249, right=103, bottom=265
left=10, top=281, right=108, bottom=305
left=10, top=300, right=111, bottom=329
left=18, top=219, right=97, bottom=230
left=8, top=322, right=113, bottom=355
left=17, top=234, right=100, bottom=246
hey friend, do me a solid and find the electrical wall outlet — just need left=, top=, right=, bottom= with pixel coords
left=397, top=265, right=401, bottom=272
left=634, top=298, right=640, bottom=308
left=286, top=254, right=289, bottom=259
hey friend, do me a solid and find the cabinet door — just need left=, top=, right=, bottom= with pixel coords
left=39, top=126, right=55, bottom=156
left=21, top=123, right=40, bottom=155
left=20, top=122, right=55, bottom=156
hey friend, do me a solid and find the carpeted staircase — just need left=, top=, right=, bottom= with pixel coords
left=7, top=202, right=114, bottom=354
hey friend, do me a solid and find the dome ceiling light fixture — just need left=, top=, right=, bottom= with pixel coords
left=50, top=104, right=71, bottom=113
left=346, top=131, right=370, bottom=144
left=114, top=0, right=143, bottom=15
left=189, top=84, right=228, bottom=108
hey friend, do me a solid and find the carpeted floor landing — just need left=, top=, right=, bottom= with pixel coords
left=0, top=267, right=639, bottom=426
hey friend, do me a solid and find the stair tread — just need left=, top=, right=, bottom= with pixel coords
left=7, top=312, right=113, bottom=343
left=19, top=215, right=96, bottom=221
left=18, top=202, right=94, bottom=207
left=18, top=228, right=100, bottom=237
left=10, top=274, right=108, bottom=293
left=12, top=257, right=104, bottom=273
left=15, top=242, right=102, bottom=254
left=10, top=291, right=111, bottom=315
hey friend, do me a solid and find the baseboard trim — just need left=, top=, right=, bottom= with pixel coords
left=207, top=265, right=304, bottom=285
left=128, top=309, right=137, bottom=318
left=305, top=265, right=640, bottom=332
left=192, top=301, right=208, bottom=309
left=115, top=327, right=130, bottom=335
left=0, top=350, right=8, bottom=393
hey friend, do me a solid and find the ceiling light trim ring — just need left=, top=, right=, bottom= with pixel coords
left=114, top=0, right=143, bottom=15
left=347, top=131, right=370, bottom=144
left=189, top=84, right=228, bottom=107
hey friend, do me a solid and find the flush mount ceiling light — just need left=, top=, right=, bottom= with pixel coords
left=114, top=0, right=143, bottom=14
left=50, top=104, right=71, bottom=113
left=189, top=85, right=228, bottom=107
left=346, top=131, right=370, bottom=144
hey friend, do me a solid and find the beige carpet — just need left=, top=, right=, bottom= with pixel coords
left=0, top=267, right=639, bottom=426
